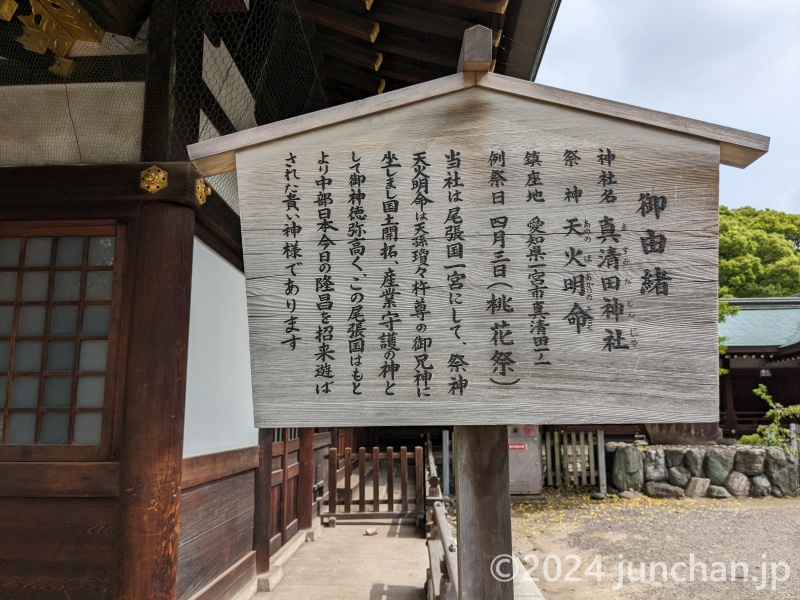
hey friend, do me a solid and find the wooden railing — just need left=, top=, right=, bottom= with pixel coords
left=322, top=446, right=424, bottom=523
left=427, top=501, right=458, bottom=600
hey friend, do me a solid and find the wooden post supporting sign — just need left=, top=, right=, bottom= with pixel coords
left=454, top=425, right=513, bottom=600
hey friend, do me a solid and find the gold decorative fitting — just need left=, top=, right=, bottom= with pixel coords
left=140, top=166, right=168, bottom=194
left=194, top=178, right=212, bottom=205
left=17, top=26, right=49, bottom=54
left=49, top=56, right=74, bottom=78
left=0, top=0, right=18, bottom=22
left=16, top=0, right=104, bottom=65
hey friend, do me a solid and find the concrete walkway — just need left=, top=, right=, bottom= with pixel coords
left=253, top=519, right=428, bottom=600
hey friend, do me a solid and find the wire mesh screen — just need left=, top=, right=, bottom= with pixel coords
left=0, top=0, right=328, bottom=213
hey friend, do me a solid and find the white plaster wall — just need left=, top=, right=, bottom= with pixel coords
left=184, top=238, right=258, bottom=458
left=0, top=82, right=144, bottom=166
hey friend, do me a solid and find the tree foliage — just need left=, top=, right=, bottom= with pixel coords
left=738, top=384, right=800, bottom=456
left=719, top=206, right=800, bottom=298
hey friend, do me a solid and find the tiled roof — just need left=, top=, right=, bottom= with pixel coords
left=719, top=296, right=800, bottom=350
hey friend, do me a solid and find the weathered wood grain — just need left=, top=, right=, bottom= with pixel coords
left=177, top=472, right=255, bottom=600
left=181, top=447, right=259, bottom=490
left=235, top=86, right=723, bottom=426
left=0, top=498, right=116, bottom=599
left=0, top=462, right=119, bottom=497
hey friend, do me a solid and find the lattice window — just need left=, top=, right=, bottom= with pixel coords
left=0, top=224, right=122, bottom=455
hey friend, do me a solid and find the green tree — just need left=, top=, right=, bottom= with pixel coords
left=719, top=206, right=800, bottom=298
left=718, top=301, right=738, bottom=376
left=738, top=384, right=800, bottom=456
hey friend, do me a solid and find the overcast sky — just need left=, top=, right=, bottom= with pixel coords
left=536, top=0, right=799, bottom=214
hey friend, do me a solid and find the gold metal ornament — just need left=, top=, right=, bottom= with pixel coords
left=0, top=0, right=19, bottom=22
left=140, top=166, right=168, bottom=194
left=194, top=178, right=212, bottom=205
left=49, top=56, right=75, bottom=78
left=16, top=0, right=104, bottom=67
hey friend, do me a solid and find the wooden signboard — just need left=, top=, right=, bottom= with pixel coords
left=191, top=48, right=767, bottom=429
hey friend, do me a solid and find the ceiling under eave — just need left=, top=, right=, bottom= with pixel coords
left=291, top=0, right=561, bottom=105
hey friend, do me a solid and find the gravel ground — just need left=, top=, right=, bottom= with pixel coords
left=510, top=489, right=800, bottom=600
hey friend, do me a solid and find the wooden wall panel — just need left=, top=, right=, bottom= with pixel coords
left=177, top=471, right=255, bottom=600
left=0, top=498, right=116, bottom=600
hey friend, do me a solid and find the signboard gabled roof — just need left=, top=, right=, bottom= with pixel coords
left=189, top=69, right=769, bottom=178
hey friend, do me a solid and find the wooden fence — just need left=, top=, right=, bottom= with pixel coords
left=542, top=430, right=605, bottom=487
left=322, top=446, right=424, bottom=523
left=426, top=501, right=457, bottom=600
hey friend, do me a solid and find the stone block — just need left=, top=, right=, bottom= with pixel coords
left=612, top=445, right=644, bottom=492
left=764, top=447, right=799, bottom=497
left=734, top=447, right=766, bottom=476
left=665, top=448, right=686, bottom=469
left=704, top=447, right=736, bottom=486
left=750, top=475, right=771, bottom=498
left=684, top=477, right=710, bottom=498
left=684, top=448, right=705, bottom=478
left=644, top=481, right=684, bottom=499
left=643, top=448, right=668, bottom=482
left=723, top=470, right=750, bottom=497
left=707, top=485, right=732, bottom=499
left=668, top=465, right=691, bottom=488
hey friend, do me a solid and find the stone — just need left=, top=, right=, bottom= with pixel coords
left=723, top=471, right=751, bottom=497
left=684, top=477, right=711, bottom=499
left=612, top=445, right=644, bottom=492
left=608, top=485, right=619, bottom=494
left=644, top=481, right=684, bottom=499
left=706, top=485, right=732, bottom=499
left=590, top=492, right=606, bottom=500
left=764, top=447, right=799, bottom=497
left=684, top=448, right=705, bottom=478
left=665, top=448, right=686, bottom=469
left=634, top=440, right=649, bottom=446
left=364, top=528, right=378, bottom=536
left=704, top=447, right=736, bottom=486
left=618, top=490, right=643, bottom=500
left=643, top=448, right=669, bottom=482
left=717, top=437, right=738, bottom=446
left=734, top=447, right=766, bottom=476
left=668, top=466, right=691, bottom=488
left=750, top=475, right=771, bottom=498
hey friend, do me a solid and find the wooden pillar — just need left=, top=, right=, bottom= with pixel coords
left=298, top=427, right=315, bottom=529
left=454, top=425, right=513, bottom=600
left=141, top=0, right=203, bottom=161
left=254, top=428, right=274, bottom=574
left=116, top=202, right=195, bottom=599
left=722, top=363, right=736, bottom=430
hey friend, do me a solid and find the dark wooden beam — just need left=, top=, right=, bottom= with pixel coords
left=199, top=81, right=238, bottom=137
left=312, top=33, right=383, bottom=72
left=296, top=0, right=379, bottom=42
left=0, top=53, right=147, bottom=86
left=140, top=0, right=178, bottom=162
left=379, top=57, right=448, bottom=84
left=374, top=34, right=459, bottom=69
left=141, top=0, right=204, bottom=161
left=370, top=1, right=482, bottom=41
left=434, top=0, right=509, bottom=13
left=298, top=428, right=315, bottom=530
left=318, top=59, right=385, bottom=94
left=116, top=202, right=195, bottom=600
left=254, top=428, right=274, bottom=574
left=207, top=0, right=250, bottom=12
